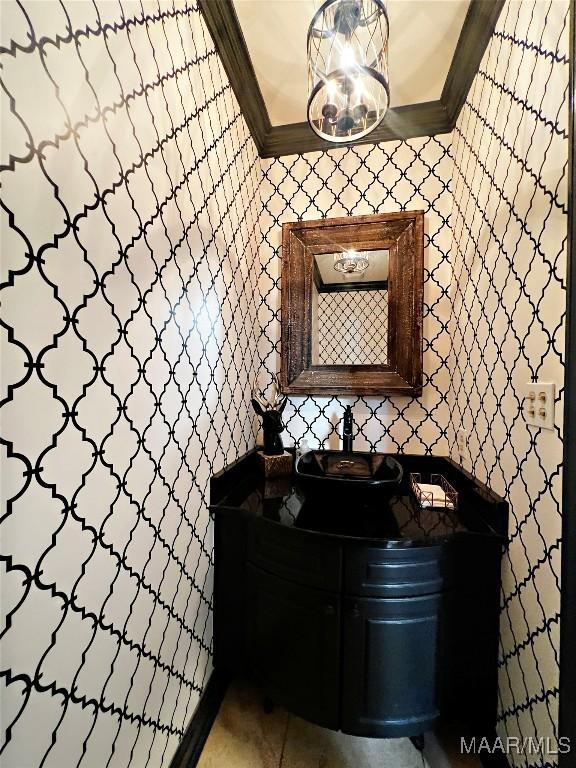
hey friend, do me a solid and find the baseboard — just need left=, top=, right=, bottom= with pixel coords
left=169, top=669, right=230, bottom=768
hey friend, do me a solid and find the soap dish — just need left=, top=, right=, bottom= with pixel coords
left=410, top=473, right=458, bottom=511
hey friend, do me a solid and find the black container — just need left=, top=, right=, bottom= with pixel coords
left=295, top=450, right=403, bottom=492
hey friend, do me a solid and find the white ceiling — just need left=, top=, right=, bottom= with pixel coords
left=315, top=250, right=389, bottom=285
left=233, top=0, right=470, bottom=127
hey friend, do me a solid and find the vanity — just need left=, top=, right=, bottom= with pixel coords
left=213, top=210, right=508, bottom=742
left=210, top=450, right=508, bottom=741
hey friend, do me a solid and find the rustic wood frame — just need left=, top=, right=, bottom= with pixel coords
left=281, top=211, right=424, bottom=396
left=198, top=0, right=505, bottom=159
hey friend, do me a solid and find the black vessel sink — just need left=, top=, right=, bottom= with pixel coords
left=295, top=450, right=403, bottom=488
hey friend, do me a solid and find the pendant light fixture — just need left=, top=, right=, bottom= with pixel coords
left=333, top=250, right=370, bottom=274
left=307, top=0, right=390, bottom=143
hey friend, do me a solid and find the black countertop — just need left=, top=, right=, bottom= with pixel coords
left=210, top=451, right=509, bottom=548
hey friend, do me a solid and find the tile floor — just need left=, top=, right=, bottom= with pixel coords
left=196, top=679, right=481, bottom=768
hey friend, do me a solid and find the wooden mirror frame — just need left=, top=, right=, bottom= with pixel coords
left=280, top=211, right=424, bottom=396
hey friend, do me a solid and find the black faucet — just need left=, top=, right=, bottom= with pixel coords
left=342, top=405, right=354, bottom=453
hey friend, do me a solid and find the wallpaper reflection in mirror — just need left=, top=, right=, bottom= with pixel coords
left=312, top=249, right=389, bottom=366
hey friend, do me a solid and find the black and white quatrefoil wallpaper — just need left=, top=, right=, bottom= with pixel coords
left=1, top=2, right=262, bottom=766
left=317, top=290, right=389, bottom=366
left=0, top=0, right=570, bottom=767
left=448, top=0, right=568, bottom=760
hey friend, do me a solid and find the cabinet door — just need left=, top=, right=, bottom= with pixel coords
left=245, top=565, right=340, bottom=729
left=342, top=594, right=442, bottom=738
left=213, top=513, right=248, bottom=672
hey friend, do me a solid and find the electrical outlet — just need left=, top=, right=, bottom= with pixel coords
left=523, top=382, right=555, bottom=430
left=457, top=429, right=468, bottom=455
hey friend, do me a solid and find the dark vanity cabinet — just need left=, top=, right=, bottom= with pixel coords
left=245, top=565, right=341, bottom=728
left=211, top=452, right=507, bottom=740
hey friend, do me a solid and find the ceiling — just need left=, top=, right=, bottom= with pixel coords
left=315, top=250, right=389, bottom=285
left=233, top=0, right=471, bottom=127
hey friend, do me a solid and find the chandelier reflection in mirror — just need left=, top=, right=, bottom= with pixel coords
left=307, top=0, right=389, bottom=142
left=333, top=250, right=370, bottom=274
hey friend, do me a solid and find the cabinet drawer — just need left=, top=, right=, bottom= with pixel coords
left=344, top=544, right=447, bottom=597
left=248, top=519, right=341, bottom=591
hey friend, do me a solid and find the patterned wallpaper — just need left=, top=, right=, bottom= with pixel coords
left=0, top=0, right=570, bottom=766
left=258, top=136, right=454, bottom=453
left=256, top=2, right=569, bottom=762
left=1, top=2, right=261, bottom=767
left=316, top=290, right=389, bottom=365
left=447, top=1, right=569, bottom=764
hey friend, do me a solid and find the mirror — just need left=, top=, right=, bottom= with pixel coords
left=312, top=249, right=390, bottom=366
left=281, top=211, right=423, bottom=396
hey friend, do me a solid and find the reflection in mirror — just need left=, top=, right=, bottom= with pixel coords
left=312, top=249, right=389, bottom=366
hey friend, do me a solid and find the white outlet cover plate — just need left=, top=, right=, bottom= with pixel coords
left=523, top=382, right=555, bottom=430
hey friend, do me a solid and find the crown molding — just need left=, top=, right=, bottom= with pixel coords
left=198, top=0, right=505, bottom=159
left=260, top=101, right=451, bottom=158
left=198, top=0, right=269, bottom=155
left=442, top=0, right=506, bottom=125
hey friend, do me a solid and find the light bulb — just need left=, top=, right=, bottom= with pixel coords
left=340, top=44, right=358, bottom=72
left=353, top=103, right=368, bottom=122
left=326, top=79, right=339, bottom=100
left=354, top=77, right=363, bottom=94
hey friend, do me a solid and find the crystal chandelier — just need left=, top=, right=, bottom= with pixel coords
left=307, top=0, right=390, bottom=143
left=333, top=250, right=370, bottom=274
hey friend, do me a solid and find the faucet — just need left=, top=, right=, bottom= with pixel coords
left=342, top=406, right=354, bottom=452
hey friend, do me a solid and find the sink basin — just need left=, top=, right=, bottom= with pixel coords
left=295, top=450, right=403, bottom=489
